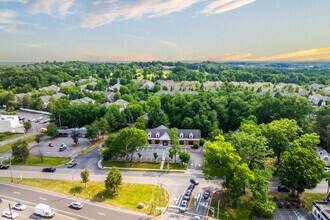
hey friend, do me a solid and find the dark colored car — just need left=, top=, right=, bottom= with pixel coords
left=278, top=185, right=290, bottom=192
left=68, top=162, right=77, bottom=168
left=277, top=201, right=284, bottom=208
left=203, top=190, right=211, bottom=199
left=0, top=164, right=9, bottom=170
left=285, top=202, right=291, bottom=209
left=187, top=184, right=195, bottom=191
left=42, top=167, right=56, bottom=172
left=190, top=178, right=199, bottom=185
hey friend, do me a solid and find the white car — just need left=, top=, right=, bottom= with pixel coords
left=2, top=210, right=19, bottom=219
left=13, top=203, right=26, bottom=211
left=69, top=202, right=83, bottom=209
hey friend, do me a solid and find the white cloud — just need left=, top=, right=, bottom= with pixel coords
left=27, top=0, right=74, bottom=16
left=20, top=42, right=47, bottom=48
left=122, top=34, right=179, bottom=49
left=80, top=0, right=199, bottom=28
left=201, top=0, right=256, bottom=14
left=193, top=53, right=252, bottom=61
left=0, top=9, right=32, bottom=34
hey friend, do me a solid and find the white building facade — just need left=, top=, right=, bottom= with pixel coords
left=0, top=115, right=25, bottom=133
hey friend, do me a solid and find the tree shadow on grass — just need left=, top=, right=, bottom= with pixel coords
left=69, top=186, right=83, bottom=194
left=92, top=190, right=118, bottom=202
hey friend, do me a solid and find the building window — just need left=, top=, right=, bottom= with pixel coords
left=156, top=132, right=160, bottom=138
left=188, top=141, right=193, bottom=145
left=189, top=132, right=193, bottom=138
left=179, top=132, right=184, bottom=138
left=180, top=141, right=184, bottom=145
left=148, top=132, right=152, bottom=137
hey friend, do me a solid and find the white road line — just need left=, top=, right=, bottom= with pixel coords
left=97, top=212, right=106, bottom=216
left=13, top=191, right=21, bottom=195
left=39, top=197, right=47, bottom=200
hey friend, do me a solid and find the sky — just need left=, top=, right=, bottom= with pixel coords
left=0, top=0, right=330, bottom=62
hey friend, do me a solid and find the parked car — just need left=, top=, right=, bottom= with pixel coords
left=179, top=200, right=188, bottom=212
left=190, top=178, right=199, bottom=185
left=59, top=145, right=67, bottom=152
left=42, top=167, right=56, bottom=172
left=68, top=162, right=77, bottom=168
left=0, top=164, right=9, bottom=169
left=2, top=210, right=18, bottom=219
left=69, top=202, right=83, bottom=210
left=277, top=185, right=290, bottom=192
left=0, top=198, right=2, bottom=203
left=277, top=201, right=284, bottom=208
left=285, top=201, right=291, bottom=209
left=193, top=216, right=201, bottom=220
left=187, top=184, right=195, bottom=191
left=48, top=142, right=54, bottom=147
left=12, top=203, right=26, bottom=211
left=203, top=190, right=211, bottom=199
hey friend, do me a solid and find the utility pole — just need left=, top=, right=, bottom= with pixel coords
left=217, top=200, right=220, bottom=219
left=8, top=203, right=12, bottom=219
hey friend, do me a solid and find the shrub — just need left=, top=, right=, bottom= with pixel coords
left=199, top=138, right=205, bottom=147
left=253, top=199, right=276, bottom=219
left=192, top=142, right=199, bottom=149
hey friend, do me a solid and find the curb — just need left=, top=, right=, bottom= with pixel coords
left=97, top=158, right=104, bottom=170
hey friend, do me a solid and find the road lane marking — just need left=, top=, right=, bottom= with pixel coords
left=13, top=191, right=21, bottom=194
left=39, top=197, right=47, bottom=200
left=97, top=212, right=106, bottom=216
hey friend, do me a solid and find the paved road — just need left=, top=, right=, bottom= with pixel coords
left=0, top=182, right=146, bottom=220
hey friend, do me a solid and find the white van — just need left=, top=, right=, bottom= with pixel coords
left=35, top=203, right=55, bottom=218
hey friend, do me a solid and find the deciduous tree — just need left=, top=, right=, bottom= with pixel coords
left=105, top=167, right=122, bottom=194
left=80, top=169, right=90, bottom=188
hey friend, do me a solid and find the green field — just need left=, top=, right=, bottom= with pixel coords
left=0, top=133, right=22, bottom=141
left=0, top=177, right=169, bottom=214
left=3, top=155, right=70, bottom=167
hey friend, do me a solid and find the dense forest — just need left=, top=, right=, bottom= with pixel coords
left=0, top=61, right=329, bottom=94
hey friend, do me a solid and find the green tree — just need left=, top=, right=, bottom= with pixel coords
left=85, top=122, right=99, bottom=140
left=35, top=134, right=42, bottom=144
left=80, top=169, right=90, bottom=188
left=278, top=146, right=325, bottom=196
left=45, top=123, right=59, bottom=138
left=105, top=127, right=148, bottom=165
left=262, top=119, right=302, bottom=165
left=23, top=121, right=32, bottom=133
left=178, top=151, right=190, bottom=164
left=170, top=128, right=181, bottom=164
left=314, top=105, right=330, bottom=150
left=0, top=133, right=6, bottom=141
left=105, top=166, right=122, bottom=194
left=11, top=139, right=29, bottom=163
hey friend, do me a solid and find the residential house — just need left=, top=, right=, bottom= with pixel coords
left=310, top=83, right=324, bottom=90
left=324, top=86, right=330, bottom=96
left=70, top=97, right=95, bottom=104
left=14, top=92, right=31, bottom=101
left=40, top=92, right=66, bottom=107
left=109, top=83, right=121, bottom=91
left=309, top=94, right=330, bottom=106
left=59, top=81, right=75, bottom=87
left=0, top=115, right=25, bottom=133
left=39, top=85, right=59, bottom=92
left=317, top=147, right=330, bottom=166
left=110, top=99, right=129, bottom=111
left=140, top=80, right=155, bottom=90
left=146, top=125, right=201, bottom=146
left=104, top=91, right=115, bottom=102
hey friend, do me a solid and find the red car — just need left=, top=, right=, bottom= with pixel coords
left=49, top=142, right=54, bottom=147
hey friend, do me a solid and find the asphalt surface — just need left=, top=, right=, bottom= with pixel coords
left=0, top=182, right=146, bottom=220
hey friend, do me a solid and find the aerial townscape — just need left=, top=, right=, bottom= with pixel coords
left=0, top=0, right=330, bottom=220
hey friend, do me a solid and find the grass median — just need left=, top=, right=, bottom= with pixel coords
left=3, top=155, right=70, bottom=167
left=0, top=177, right=169, bottom=214
left=102, top=160, right=161, bottom=169
left=0, top=134, right=39, bottom=154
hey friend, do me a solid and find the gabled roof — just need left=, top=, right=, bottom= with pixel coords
left=159, top=132, right=170, bottom=141
left=146, top=125, right=201, bottom=139
left=156, top=125, right=169, bottom=129
left=59, top=81, right=75, bottom=87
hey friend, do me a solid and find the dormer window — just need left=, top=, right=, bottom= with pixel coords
left=179, top=132, right=184, bottom=138
left=148, top=132, right=152, bottom=138
left=189, top=132, right=193, bottom=138
left=156, top=132, right=160, bottom=138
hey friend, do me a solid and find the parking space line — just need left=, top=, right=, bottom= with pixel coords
left=97, top=212, right=106, bottom=216
left=13, top=191, right=21, bottom=195
left=39, top=197, right=47, bottom=200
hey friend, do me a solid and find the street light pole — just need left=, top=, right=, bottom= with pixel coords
left=9, top=156, right=13, bottom=182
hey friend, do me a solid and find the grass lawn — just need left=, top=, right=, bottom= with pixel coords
left=0, top=133, right=22, bottom=141
left=0, top=134, right=38, bottom=154
left=3, top=155, right=71, bottom=167
left=165, top=163, right=187, bottom=170
left=102, top=160, right=161, bottom=169
left=0, top=177, right=169, bottom=214
left=209, top=190, right=254, bottom=220
left=78, top=138, right=105, bottom=155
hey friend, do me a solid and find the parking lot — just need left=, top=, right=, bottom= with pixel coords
left=166, top=180, right=211, bottom=220
left=29, top=136, right=90, bottom=158
left=0, top=198, right=70, bottom=220
left=274, top=208, right=312, bottom=220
